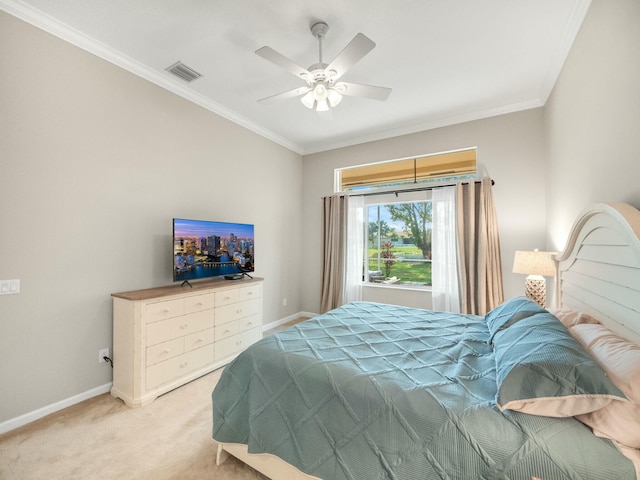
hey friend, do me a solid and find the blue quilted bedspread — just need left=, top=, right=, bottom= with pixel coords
left=212, top=302, right=635, bottom=480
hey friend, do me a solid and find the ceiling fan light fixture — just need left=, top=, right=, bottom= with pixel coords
left=301, top=82, right=340, bottom=111
left=327, top=88, right=342, bottom=107
left=316, top=99, right=330, bottom=112
left=313, top=83, right=328, bottom=101
left=301, top=91, right=315, bottom=109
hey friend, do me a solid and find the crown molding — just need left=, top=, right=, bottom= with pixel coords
left=536, top=0, right=592, bottom=105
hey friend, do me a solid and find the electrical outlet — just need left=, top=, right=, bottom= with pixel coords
left=282, top=298, right=287, bottom=306
left=99, top=348, right=110, bottom=364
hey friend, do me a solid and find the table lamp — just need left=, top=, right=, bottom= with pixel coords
left=512, top=249, right=557, bottom=307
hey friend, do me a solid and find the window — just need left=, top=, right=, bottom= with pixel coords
left=337, top=148, right=476, bottom=192
left=365, top=192, right=432, bottom=288
left=340, top=148, right=476, bottom=289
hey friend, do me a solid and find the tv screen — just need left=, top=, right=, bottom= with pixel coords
left=173, top=218, right=254, bottom=283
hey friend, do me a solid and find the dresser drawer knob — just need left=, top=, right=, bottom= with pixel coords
left=180, top=324, right=188, bottom=329
left=223, top=329, right=230, bottom=334
left=180, top=362, right=188, bottom=368
left=163, top=349, right=171, bottom=354
left=247, top=321, right=253, bottom=327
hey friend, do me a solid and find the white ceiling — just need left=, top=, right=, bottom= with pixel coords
left=2, top=0, right=591, bottom=154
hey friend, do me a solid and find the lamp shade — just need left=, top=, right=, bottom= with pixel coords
left=300, top=83, right=343, bottom=111
left=512, top=250, right=557, bottom=277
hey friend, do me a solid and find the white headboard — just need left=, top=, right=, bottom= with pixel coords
left=555, top=202, right=640, bottom=346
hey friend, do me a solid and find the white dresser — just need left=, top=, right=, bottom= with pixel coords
left=111, top=278, right=263, bottom=407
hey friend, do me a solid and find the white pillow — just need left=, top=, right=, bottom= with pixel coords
left=570, top=323, right=640, bottom=449
left=549, top=308, right=599, bottom=328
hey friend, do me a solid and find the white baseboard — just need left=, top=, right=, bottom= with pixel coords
left=263, top=311, right=317, bottom=331
left=0, top=382, right=112, bottom=435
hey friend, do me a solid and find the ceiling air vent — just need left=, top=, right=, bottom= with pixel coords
left=165, top=61, right=202, bottom=82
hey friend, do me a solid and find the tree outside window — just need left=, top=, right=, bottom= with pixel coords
left=367, top=201, right=432, bottom=286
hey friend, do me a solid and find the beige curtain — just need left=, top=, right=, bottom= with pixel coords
left=456, top=178, right=504, bottom=315
left=320, top=195, right=349, bottom=313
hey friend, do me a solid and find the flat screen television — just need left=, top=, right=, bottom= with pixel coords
left=173, top=218, right=254, bottom=283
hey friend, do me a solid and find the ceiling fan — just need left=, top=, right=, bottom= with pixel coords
left=255, top=22, right=392, bottom=112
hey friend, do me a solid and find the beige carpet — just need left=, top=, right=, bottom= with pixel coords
left=0, top=367, right=266, bottom=480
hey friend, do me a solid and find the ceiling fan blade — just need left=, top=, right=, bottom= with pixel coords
left=255, top=46, right=311, bottom=79
left=325, top=33, right=376, bottom=81
left=257, top=86, right=311, bottom=104
left=336, top=82, right=392, bottom=101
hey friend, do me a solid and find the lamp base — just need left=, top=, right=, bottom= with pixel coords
left=524, top=276, right=546, bottom=308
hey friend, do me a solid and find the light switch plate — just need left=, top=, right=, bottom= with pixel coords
left=0, top=279, right=20, bottom=295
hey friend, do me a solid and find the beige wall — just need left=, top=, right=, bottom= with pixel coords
left=0, top=12, right=303, bottom=424
left=301, top=109, right=547, bottom=314
left=545, top=0, right=640, bottom=250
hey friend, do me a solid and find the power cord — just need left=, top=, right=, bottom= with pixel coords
left=103, top=356, right=113, bottom=368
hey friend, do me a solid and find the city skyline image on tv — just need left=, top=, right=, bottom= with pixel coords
left=173, top=218, right=254, bottom=282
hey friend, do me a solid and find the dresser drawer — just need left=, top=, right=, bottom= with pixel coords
left=146, top=344, right=214, bottom=390
left=145, top=298, right=184, bottom=322
left=146, top=337, right=184, bottom=366
left=215, top=314, right=260, bottom=341
left=214, top=327, right=261, bottom=361
left=239, top=284, right=261, bottom=301
left=214, top=298, right=260, bottom=326
left=146, top=309, right=214, bottom=346
left=214, top=320, right=239, bottom=341
left=184, top=327, right=215, bottom=352
left=184, top=293, right=215, bottom=314
left=215, top=314, right=260, bottom=342
left=237, top=313, right=260, bottom=332
left=214, top=289, right=239, bottom=307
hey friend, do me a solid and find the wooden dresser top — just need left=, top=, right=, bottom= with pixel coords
left=112, top=277, right=264, bottom=301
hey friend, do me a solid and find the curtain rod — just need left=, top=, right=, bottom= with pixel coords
left=349, top=178, right=495, bottom=197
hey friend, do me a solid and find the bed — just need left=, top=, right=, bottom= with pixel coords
left=212, top=202, right=640, bottom=480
